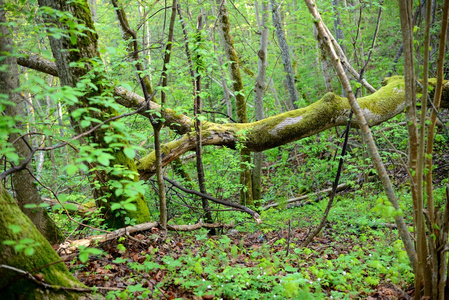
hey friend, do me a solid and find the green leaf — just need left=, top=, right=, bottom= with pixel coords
left=193, top=262, right=203, bottom=274
left=64, top=203, right=78, bottom=211
left=123, top=147, right=135, bottom=160
left=97, top=153, right=111, bottom=166
left=104, top=135, right=113, bottom=144
left=70, top=33, right=77, bottom=45
left=5, top=152, right=19, bottom=165
left=2, top=240, right=16, bottom=246
left=51, top=204, right=62, bottom=211
left=58, top=194, right=67, bottom=202
left=123, top=203, right=137, bottom=211
left=80, top=119, right=91, bottom=128
left=24, top=247, right=35, bottom=256
left=24, top=204, right=38, bottom=209
left=66, top=164, right=78, bottom=176
left=8, top=224, right=22, bottom=234
left=110, top=203, right=121, bottom=211
left=284, top=265, right=297, bottom=273
left=128, top=284, right=145, bottom=293
left=79, top=252, right=89, bottom=263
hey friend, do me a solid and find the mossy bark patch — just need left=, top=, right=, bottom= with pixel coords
left=0, top=184, right=88, bottom=299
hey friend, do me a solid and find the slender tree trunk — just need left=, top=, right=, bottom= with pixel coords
left=177, top=5, right=214, bottom=226
left=425, top=0, right=449, bottom=230
left=314, top=25, right=334, bottom=93
left=331, top=0, right=345, bottom=53
left=398, top=1, right=430, bottom=296
left=154, top=0, right=178, bottom=230
left=210, top=0, right=233, bottom=118
left=270, top=0, right=298, bottom=110
left=304, top=0, right=417, bottom=271
left=253, top=0, right=269, bottom=203
left=194, top=15, right=215, bottom=226
left=269, top=77, right=284, bottom=112
left=216, top=0, right=253, bottom=205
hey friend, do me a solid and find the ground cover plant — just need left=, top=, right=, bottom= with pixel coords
left=1, top=0, right=449, bottom=299
left=65, top=193, right=417, bottom=299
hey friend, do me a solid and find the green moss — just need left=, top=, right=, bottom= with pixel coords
left=0, top=184, right=87, bottom=299
left=359, top=77, right=405, bottom=117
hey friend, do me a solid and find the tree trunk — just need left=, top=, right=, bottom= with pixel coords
left=314, top=25, right=334, bottom=93
left=253, top=0, right=269, bottom=203
left=0, top=183, right=88, bottom=299
left=134, top=75, right=447, bottom=180
left=270, top=0, right=298, bottom=110
left=331, top=0, right=345, bottom=53
left=0, top=4, right=64, bottom=244
left=37, top=0, right=151, bottom=228
left=216, top=0, right=253, bottom=206
left=398, top=1, right=430, bottom=296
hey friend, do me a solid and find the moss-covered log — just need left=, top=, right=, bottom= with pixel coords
left=14, top=54, right=449, bottom=181
left=0, top=183, right=89, bottom=299
left=137, top=76, right=448, bottom=179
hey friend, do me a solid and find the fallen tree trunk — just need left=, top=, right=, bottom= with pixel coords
left=16, top=53, right=449, bottom=180
left=62, top=221, right=159, bottom=250
left=62, top=221, right=234, bottom=251
left=137, top=76, right=449, bottom=179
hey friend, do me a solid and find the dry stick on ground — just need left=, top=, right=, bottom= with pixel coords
left=304, top=0, right=417, bottom=270
left=64, top=220, right=234, bottom=249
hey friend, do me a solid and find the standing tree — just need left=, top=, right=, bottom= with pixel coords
left=270, top=0, right=298, bottom=110
left=37, top=0, right=151, bottom=228
left=253, top=0, right=269, bottom=203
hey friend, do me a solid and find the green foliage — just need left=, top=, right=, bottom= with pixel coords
left=4, top=0, right=449, bottom=298
left=78, top=246, right=105, bottom=263
left=3, top=225, right=41, bottom=256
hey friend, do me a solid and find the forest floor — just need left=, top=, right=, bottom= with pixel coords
left=63, top=220, right=415, bottom=299
left=60, top=129, right=449, bottom=299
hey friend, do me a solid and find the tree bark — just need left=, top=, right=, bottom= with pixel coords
left=398, top=1, right=430, bottom=295
left=216, top=0, right=253, bottom=205
left=253, top=0, right=269, bottom=203
left=270, top=0, right=298, bottom=110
